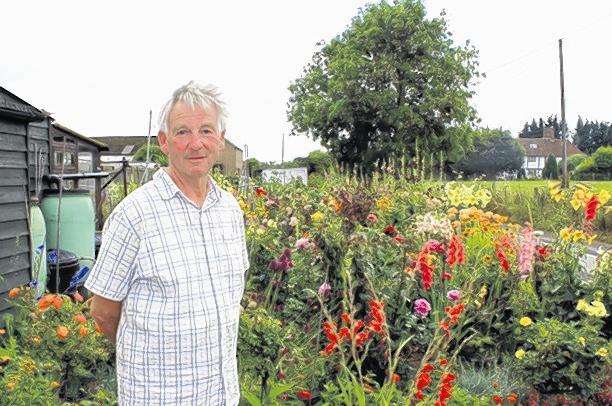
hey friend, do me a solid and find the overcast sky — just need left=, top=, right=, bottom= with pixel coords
left=1, top=1, right=610, bottom=163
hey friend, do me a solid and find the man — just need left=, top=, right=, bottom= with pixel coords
left=85, top=81, right=249, bottom=405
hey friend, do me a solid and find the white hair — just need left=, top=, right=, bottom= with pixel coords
left=158, top=81, right=228, bottom=133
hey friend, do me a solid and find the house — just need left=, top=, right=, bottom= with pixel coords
left=0, top=86, right=108, bottom=319
left=517, top=127, right=584, bottom=178
left=91, top=135, right=245, bottom=176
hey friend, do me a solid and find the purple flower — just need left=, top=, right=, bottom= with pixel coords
left=413, top=298, right=431, bottom=317
left=318, top=282, right=331, bottom=298
left=447, top=289, right=461, bottom=302
left=295, top=237, right=310, bottom=250
left=269, top=248, right=294, bottom=272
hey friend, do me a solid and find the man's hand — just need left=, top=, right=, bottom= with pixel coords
left=90, top=295, right=122, bottom=344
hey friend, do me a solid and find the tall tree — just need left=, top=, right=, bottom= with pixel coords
left=287, top=0, right=481, bottom=173
left=453, top=128, right=524, bottom=179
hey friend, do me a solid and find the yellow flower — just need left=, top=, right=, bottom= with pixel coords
left=597, top=190, right=610, bottom=206
left=515, top=348, right=526, bottom=359
left=588, top=300, right=608, bottom=318
left=587, top=234, right=597, bottom=245
left=559, top=227, right=572, bottom=242
left=311, top=211, right=324, bottom=223
left=375, top=196, right=392, bottom=211
left=570, top=189, right=587, bottom=210
left=594, top=290, right=604, bottom=301
left=6, top=382, right=15, bottom=391
left=50, top=381, right=61, bottom=390
left=595, top=347, right=608, bottom=358
left=577, top=337, right=586, bottom=346
left=576, top=299, right=588, bottom=311
left=519, top=316, right=533, bottom=327
left=572, top=230, right=585, bottom=242
left=548, top=182, right=564, bottom=202
left=255, top=227, right=265, bottom=236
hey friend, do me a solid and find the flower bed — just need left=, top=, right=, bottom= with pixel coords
left=1, top=172, right=610, bottom=405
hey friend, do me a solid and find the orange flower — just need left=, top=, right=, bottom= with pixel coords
left=73, top=314, right=87, bottom=324
left=8, top=287, right=20, bottom=299
left=56, top=325, right=69, bottom=340
left=38, top=294, right=55, bottom=311
left=491, top=394, right=502, bottom=405
left=52, top=295, right=63, bottom=310
left=78, top=326, right=89, bottom=338
left=507, top=393, right=518, bottom=404
left=391, top=373, right=400, bottom=383
left=439, top=358, right=448, bottom=366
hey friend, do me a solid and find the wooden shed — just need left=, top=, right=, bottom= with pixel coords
left=0, top=86, right=108, bottom=319
left=0, top=87, right=48, bottom=315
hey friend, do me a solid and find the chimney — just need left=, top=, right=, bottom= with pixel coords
left=543, top=127, right=554, bottom=139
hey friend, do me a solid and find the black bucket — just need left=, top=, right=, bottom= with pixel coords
left=47, top=249, right=80, bottom=294
left=94, top=231, right=102, bottom=258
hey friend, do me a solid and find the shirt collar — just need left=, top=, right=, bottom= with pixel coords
left=153, top=168, right=221, bottom=206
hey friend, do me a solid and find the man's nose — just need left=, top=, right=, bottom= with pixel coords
left=187, top=133, right=205, bottom=150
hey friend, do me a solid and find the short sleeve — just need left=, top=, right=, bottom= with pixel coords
left=84, top=208, right=140, bottom=301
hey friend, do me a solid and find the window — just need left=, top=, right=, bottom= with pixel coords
left=529, top=143, right=537, bottom=149
left=54, top=151, right=77, bottom=167
left=527, top=156, right=537, bottom=164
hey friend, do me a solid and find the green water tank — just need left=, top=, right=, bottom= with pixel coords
left=29, top=198, right=47, bottom=298
left=41, top=189, right=95, bottom=270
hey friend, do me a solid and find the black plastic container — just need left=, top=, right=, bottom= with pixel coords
left=47, top=249, right=80, bottom=294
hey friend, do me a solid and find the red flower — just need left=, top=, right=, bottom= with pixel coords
left=367, top=213, right=378, bottom=223
left=341, top=312, right=351, bottom=325
left=383, top=224, right=398, bottom=237
left=507, top=393, right=518, bottom=404
left=495, top=247, right=510, bottom=272
left=352, top=320, right=365, bottom=334
left=393, top=234, right=407, bottom=244
left=255, top=187, right=267, bottom=197
left=585, top=195, right=600, bottom=221
left=446, top=235, right=465, bottom=267
left=415, top=250, right=434, bottom=290
left=536, top=245, right=551, bottom=261
left=415, top=390, right=424, bottom=400
left=416, top=372, right=432, bottom=390
left=355, top=330, right=370, bottom=346
left=492, top=395, right=503, bottom=405
left=439, top=358, right=448, bottom=366
left=421, top=363, right=435, bottom=373
left=296, top=390, right=312, bottom=401
left=442, top=272, right=452, bottom=281
left=425, top=239, right=446, bottom=254
left=391, top=373, right=400, bottom=383
left=338, top=327, right=350, bottom=340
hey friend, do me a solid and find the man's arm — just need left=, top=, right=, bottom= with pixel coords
left=90, top=295, right=122, bottom=344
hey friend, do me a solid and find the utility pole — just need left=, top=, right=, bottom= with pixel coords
left=559, top=38, right=569, bottom=188
left=281, top=133, right=285, bottom=165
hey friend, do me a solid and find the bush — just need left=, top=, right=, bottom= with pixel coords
left=592, top=146, right=612, bottom=171
left=542, top=154, right=559, bottom=179
left=567, top=154, right=587, bottom=173
left=513, top=318, right=609, bottom=397
left=575, top=147, right=612, bottom=180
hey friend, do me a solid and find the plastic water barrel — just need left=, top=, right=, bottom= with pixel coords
left=46, top=249, right=80, bottom=294
left=40, top=189, right=95, bottom=270
left=29, top=198, right=47, bottom=298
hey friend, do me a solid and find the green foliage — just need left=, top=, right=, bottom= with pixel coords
left=453, top=128, right=525, bottom=179
left=452, top=361, right=526, bottom=401
left=541, top=154, right=559, bottom=180
left=567, top=154, right=587, bottom=173
left=288, top=0, right=481, bottom=172
left=593, top=146, right=612, bottom=171
left=519, top=115, right=563, bottom=139
left=132, top=141, right=168, bottom=166
left=1, top=288, right=116, bottom=404
left=573, top=119, right=611, bottom=155
left=575, top=146, right=612, bottom=180
left=513, top=318, right=609, bottom=397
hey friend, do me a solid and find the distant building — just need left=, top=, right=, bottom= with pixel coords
left=517, top=127, right=584, bottom=178
left=91, top=135, right=245, bottom=176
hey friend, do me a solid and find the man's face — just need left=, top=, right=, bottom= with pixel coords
left=159, top=101, right=225, bottom=180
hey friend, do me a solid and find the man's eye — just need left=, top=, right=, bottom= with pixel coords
left=177, top=129, right=189, bottom=136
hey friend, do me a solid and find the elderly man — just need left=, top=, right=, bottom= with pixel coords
left=85, top=81, right=249, bottom=405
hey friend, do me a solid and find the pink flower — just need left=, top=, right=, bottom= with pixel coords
left=518, top=225, right=536, bottom=279
left=367, top=213, right=378, bottom=223
left=296, top=237, right=311, bottom=250
left=413, top=298, right=432, bottom=317
left=318, top=282, right=331, bottom=298
left=447, top=289, right=461, bottom=302
left=424, top=239, right=446, bottom=254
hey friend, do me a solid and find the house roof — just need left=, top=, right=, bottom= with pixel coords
left=517, top=137, right=584, bottom=158
left=51, top=122, right=109, bottom=151
left=92, top=135, right=243, bottom=155
left=0, top=86, right=46, bottom=122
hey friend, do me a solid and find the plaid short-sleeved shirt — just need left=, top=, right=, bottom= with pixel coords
left=85, top=168, right=249, bottom=405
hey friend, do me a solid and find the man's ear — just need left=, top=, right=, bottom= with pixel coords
left=158, top=131, right=169, bottom=155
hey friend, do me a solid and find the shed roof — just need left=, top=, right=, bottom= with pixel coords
left=51, top=122, right=109, bottom=151
left=0, top=86, right=46, bottom=122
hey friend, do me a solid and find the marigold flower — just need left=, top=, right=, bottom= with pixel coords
left=255, top=187, right=267, bottom=197
left=73, top=314, right=87, bottom=324
left=8, top=287, right=20, bottom=299
left=507, top=393, right=518, bottom=404
left=78, top=326, right=89, bottom=338
left=595, top=347, right=608, bottom=358
left=519, top=316, right=532, bottom=327
left=515, top=348, right=526, bottom=359
left=56, top=325, right=69, bottom=340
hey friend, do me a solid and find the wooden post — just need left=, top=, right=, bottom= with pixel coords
left=122, top=157, right=128, bottom=198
